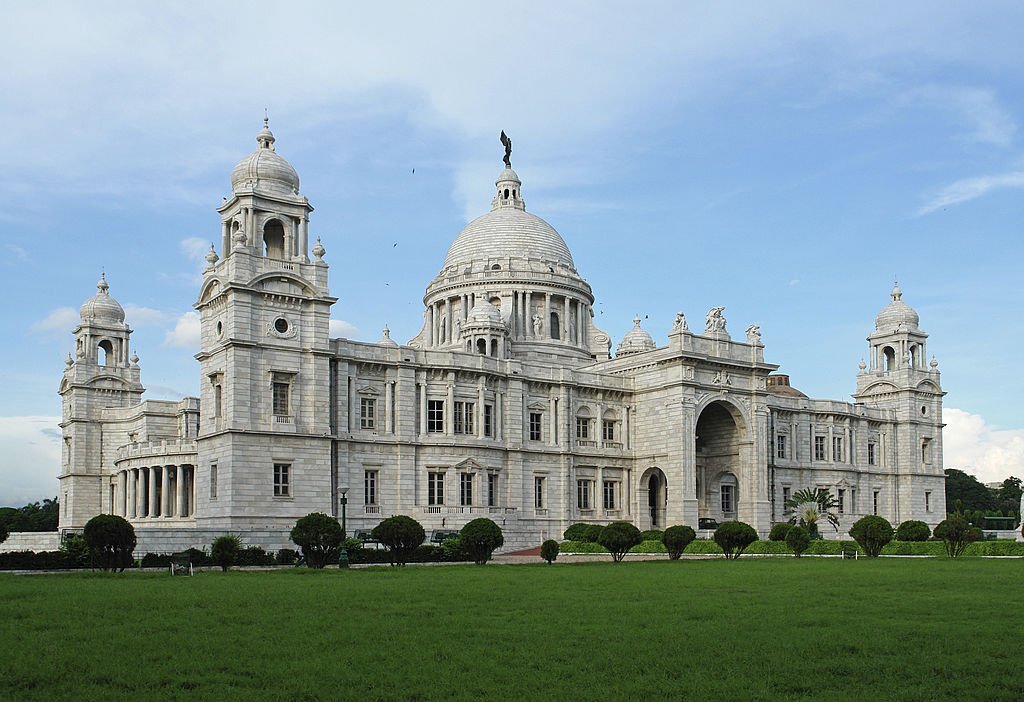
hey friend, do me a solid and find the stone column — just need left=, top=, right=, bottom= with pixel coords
left=598, top=401, right=605, bottom=449
left=221, top=220, right=230, bottom=257
left=496, top=391, right=504, bottom=442
left=190, top=466, right=197, bottom=517
left=543, top=294, right=551, bottom=338
left=563, top=297, right=570, bottom=343
left=419, top=379, right=428, bottom=435
left=149, top=467, right=159, bottom=517
left=445, top=298, right=452, bottom=344
left=176, top=466, right=186, bottom=517
left=477, top=379, right=486, bottom=440
left=300, top=217, right=309, bottom=261
left=127, top=469, right=136, bottom=519
left=385, top=380, right=394, bottom=434
left=525, top=291, right=533, bottom=338
left=427, top=306, right=435, bottom=347
left=446, top=383, right=455, bottom=436
left=162, top=464, right=171, bottom=517
left=549, top=394, right=557, bottom=447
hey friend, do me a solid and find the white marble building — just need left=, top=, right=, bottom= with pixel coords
left=56, top=122, right=947, bottom=551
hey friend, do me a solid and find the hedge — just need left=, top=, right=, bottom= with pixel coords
left=558, top=539, right=1024, bottom=557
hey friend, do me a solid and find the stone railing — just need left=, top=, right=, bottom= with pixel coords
left=116, top=439, right=197, bottom=461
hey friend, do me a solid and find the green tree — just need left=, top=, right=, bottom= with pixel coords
left=662, top=525, right=696, bottom=560
left=768, top=523, right=793, bottom=541
left=785, top=525, right=811, bottom=557
left=598, top=521, right=643, bottom=563
left=713, top=521, right=758, bottom=559
left=59, top=534, right=90, bottom=567
left=83, top=514, right=136, bottom=572
left=0, top=521, right=8, bottom=546
left=934, top=516, right=983, bottom=558
left=895, top=520, right=931, bottom=542
left=372, top=515, right=425, bottom=566
left=459, top=518, right=504, bottom=565
left=784, top=488, right=840, bottom=536
left=996, top=476, right=1022, bottom=517
left=944, top=469, right=996, bottom=513
left=290, top=513, right=344, bottom=569
left=540, top=539, right=559, bottom=564
left=211, top=534, right=241, bottom=571
left=849, top=515, right=893, bottom=557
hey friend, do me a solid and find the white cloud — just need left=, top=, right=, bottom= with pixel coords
left=163, top=311, right=201, bottom=348
left=31, top=307, right=78, bottom=338
left=181, top=237, right=210, bottom=262
left=917, top=171, right=1024, bottom=215
left=908, top=85, right=1016, bottom=147
left=122, top=304, right=171, bottom=327
left=0, top=416, right=60, bottom=506
left=4, top=244, right=28, bottom=262
left=329, top=319, right=359, bottom=339
left=944, top=407, right=1024, bottom=484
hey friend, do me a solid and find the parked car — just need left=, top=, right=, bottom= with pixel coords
left=698, top=518, right=719, bottom=530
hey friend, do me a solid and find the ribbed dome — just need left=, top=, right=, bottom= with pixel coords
left=466, top=299, right=503, bottom=325
left=443, top=207, right=574, bottom=269
left=230, top=119, right=300, bottom=196
left=79, top=274, right=125, bottom=323
left=766, top=374, right=808, bottom=399
left=377, top=326, right=398, bottom=347
left=616, top=317, right=656, bottom=356
left=875, top=284, right=919, bottom=330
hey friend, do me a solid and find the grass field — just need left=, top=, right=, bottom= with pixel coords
left=2, top=559, right=1023, bottom=701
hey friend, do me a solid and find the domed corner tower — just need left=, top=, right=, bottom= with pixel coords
left=408, top=136, right=611, bottom=363
left=58, top=274, right=144, bottom=531
left=853, top=283, right=946, bottom=522
left=193, top=119, right=337, bottom=530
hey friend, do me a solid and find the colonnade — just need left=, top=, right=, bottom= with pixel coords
left=426, top=291, right=589, bottom=347
left=114, top=465, right=196, bottom=520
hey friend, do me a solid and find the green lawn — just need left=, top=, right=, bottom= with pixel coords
left=2, top=559, right=1022, bottom=701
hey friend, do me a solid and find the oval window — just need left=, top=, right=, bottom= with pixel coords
left=274, top=318, right=289, bottom=334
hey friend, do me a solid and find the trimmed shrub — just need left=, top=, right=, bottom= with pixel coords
left=713, top=521, right=758, bottom=559
left=237, top=546, right=275, bottom=567
left=275, top=548, right=299, bottom=565
left=211, top=534, right=241, bottom=571
left=460, top=518, right=504, bottom=565
left=372, top=515, right=426, bottom=566
left=849, top=515, right=894, bottom=557
left=769, top=523, right=793, bottom=542
left=83, top=514, right=136, bottom=572
left=662, top=525, right=696, bottom=560
left=439, top=536, right=469, bottom=562
left=597, top=521, right=643, bottom=563
left=895, top=520, right=931, bottom=542
left=785, top=525, right=811, bottom=556
left=290, top=512, right=344, bottom=569
left=0, top=550, right=80, bottom=570
left=581, top=524, right=605, bottom=543
left=540, top=539, right=560, bottom=564
left=641, top=529, right=663, bottom=543
left=59, top=534, right=90, bottom=567
left=934, top=516, right=983, bottom=558
left=563, top=523, right=591, bottom=541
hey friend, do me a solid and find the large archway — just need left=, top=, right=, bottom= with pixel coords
left=639, top=467, right=667, bottom=530
left=695, top=401, right=746, bottom=524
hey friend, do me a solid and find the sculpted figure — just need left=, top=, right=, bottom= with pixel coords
left=705, top=306, right=727, bottom=333
left=746, top=324, right=761, bottom=344
left=532, top=314, right=542, bottom=336
left=672, top=311, right=689, bottom=332
left=500, top=130, right=513, bottom=168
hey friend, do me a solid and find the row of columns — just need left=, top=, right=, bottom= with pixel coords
left=220, top=209, right=310, bottom=260
left=114, top=465, right=196, bottom=520
left=426, top=291, right=590, bottom=347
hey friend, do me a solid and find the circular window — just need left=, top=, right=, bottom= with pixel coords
left=921, top=405, right=928, bottom=416
left=274, top=318, right=289, bottom=334
left=216, top=321, right=223, bottom=336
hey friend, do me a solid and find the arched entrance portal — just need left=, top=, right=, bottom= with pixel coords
left=640, top=467, right=667, bottom=529
left=695, top=401, right=745, bottom=523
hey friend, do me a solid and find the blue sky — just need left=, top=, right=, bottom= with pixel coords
left=2, top=2, right=1023, bottom=505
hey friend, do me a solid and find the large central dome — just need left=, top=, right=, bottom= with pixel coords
left=443, top=207, right=574, bottom=269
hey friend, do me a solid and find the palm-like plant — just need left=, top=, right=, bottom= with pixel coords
left=784, top=488, right=840, bottom=536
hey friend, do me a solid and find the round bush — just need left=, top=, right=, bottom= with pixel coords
left=275, top=548, right=299, bottom=565
left=662, top=525, right=696, bottom=560
left=895, top=520, right=931, bottom=542
left=713, top=521, right=758, bottom=559
left=540, top=539, right=560, bottom=564
left=83, top=514, right=136, bottom=572
left=290, top=512, right=344, bottom=569
left=460, top=518, right=504, bottom=565
left=598, top=521, right=643, bottom=562
left=641, top=529, right=664, bottom=542
left=581, top=524, right=605, bottom=543
left=769, top=523, right=793, bottom=541
left=849, top=515, right=894, bottom=557
left=934, top=516, right=983, bottom=558
left=563, top=523, right=591, bottom=541
left=211, top=534, right=241, bottom=571
left=372, top=515, right=426, bottom=566
left=785, top=525, right=811, bottom=556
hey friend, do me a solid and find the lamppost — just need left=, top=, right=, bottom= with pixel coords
left=339, top=487, right=349, bottom=569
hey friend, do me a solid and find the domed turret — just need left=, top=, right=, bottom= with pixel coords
left=616, top=316, right=656, bottom=356
left=377, top=326, right=398, bottom=347
left=875, top=283, right=919, bottom=331
left=230, top=118, right=300, bottom=196
left=79, top=273, right=125, bottom=323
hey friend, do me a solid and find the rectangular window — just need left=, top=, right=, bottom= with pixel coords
left=272, top=381, right=290, bottom=417
left=921, top=438, right=932, bottom=464
left=814, top=436, right=826, bottom=461
left=459, top=473, right=473, bottom=506
left=360, top=398, right=376, bottom=430
left=602, top=420, right=615, bottom=442
left=534, top=476, right=545, bottom=509
left=210, top=464, right=218, bottom=499
left=364, top=470, right=377, bottom=506
left=721, top=484, right=735, bottom=513
left=837, top=488, right=846, bottom=514
left=833, top=437, right=843, bottom=462
left=873, top=490, right=880, bottom=516
left=576, top=417, right=590, bottom=440
left=850, top=488, right=857, bottom=514
left=867, top=442, right=877, bottom=466
left=776, top=435, right=787, bottom=459
left=484, top=404, right=493, bottom=437
left=577, top=479, right=592, bottom=510
left=603, top=480, right=617, bottom=510
left=529, top=412, right=542, bottom=442
left=487, top=473, right=498, bottom=507
left=214, top=384, right=223, bottom=418
left=428, top=471, right=444, bottom=505
left=453, top=401, right=475, bottom=434
left=782, top=486, right=791, bottom=506
left=427, top=400, right=444, bottom=433
left=925, top=490, right=932, bottom=512
left=273, top=463, right=290, bottom=497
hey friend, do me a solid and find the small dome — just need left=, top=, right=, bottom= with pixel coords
left=377, top=326, right=398, bottom=347
left=230, top=118, right=300, bottom=196
left=79, top=273, right=125, bottom=323
left=466, top=299, right=503, bottom=326
left=496, top=167, right=521, bottom=185
left=766, top=374, right=808, bottom=399
left=616, top=316, right=656, bottom=356
left=875, top=283, right=919, bottom=331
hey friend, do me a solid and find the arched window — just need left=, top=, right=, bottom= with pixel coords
left=98, top=339, right=113, bottom=366
left=909, top=344, right=918, bottom=368
left=550, top=312, right=560, bottom=340
left=503, top=188, right=510, bottom=199
left=263, top=219, right=286, bottom=259
left=476, top=339, right=487, bottom=355
left=490, top=339, right=498, bottom=356
left=883, top=346, right=896, bottom=373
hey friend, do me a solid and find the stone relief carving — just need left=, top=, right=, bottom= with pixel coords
left=712, top=371, right=732, bottom=386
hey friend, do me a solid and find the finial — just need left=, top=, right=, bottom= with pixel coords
left=264, top=107, right=269, bottom=127
left=65, top=352, right=74, bottom=368
left=930, top=356, right=938, bottom=370
left=499, top=130, right=512, bottom=168
left=97, top=271, right=109, bottom=294
left=312, top=236, right=326, bottom=261
left=858, top=358, right=867, bottom=373
left=205, top=243, right=220, bottom=268
left=383, top=325, right=391, bottom=339
left=130, top=350, right=140, bottom=366
left=633, top=315, right=642, bottom=328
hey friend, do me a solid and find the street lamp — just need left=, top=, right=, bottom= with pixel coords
left=339, top=487, right=349, bottom=569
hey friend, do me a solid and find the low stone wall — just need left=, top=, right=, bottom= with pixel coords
left=0, top=532, right=60, bottom=553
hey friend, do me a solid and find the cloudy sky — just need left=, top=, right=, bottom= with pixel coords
left=2, top=2, right=1023, bottom=505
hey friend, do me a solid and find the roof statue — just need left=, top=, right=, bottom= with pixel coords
left=500, top=130, right=512, bottom=168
